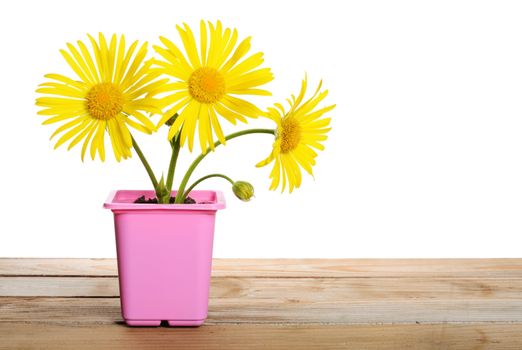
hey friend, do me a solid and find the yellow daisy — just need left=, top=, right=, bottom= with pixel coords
left=153, top=20, right=274, bottom=153
left=36, top=33, right=166, bottom=161
left=256, top=76, right=335, bottom=192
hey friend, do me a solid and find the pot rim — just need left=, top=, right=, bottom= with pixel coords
left=103, top=190, right=226, bottom=211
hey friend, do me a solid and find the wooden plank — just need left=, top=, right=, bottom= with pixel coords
left=212, top=258, right=522, bottom=278
left=2, top=258, right=522, bottom=278
left=0, top=277, right=119, bottom=297
left=1, top=277, right=521, bottom=324
left=0, top=258, right=117, bottom=277
left=2, top=276, right=521, bottom=299
left=0, top=323, right=521, bottom=350
left=0, top=298, right=120, bottom=325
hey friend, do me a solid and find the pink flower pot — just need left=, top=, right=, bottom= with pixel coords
left=104, top=190, right=226, bottom=327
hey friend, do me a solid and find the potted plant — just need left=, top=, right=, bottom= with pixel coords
left=35, top=20, right=335, bottom=326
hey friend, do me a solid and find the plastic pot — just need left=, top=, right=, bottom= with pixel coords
left=104, top=190, right=226, bottom=326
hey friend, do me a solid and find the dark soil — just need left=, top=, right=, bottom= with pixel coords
left=134, top=196, right=196, bottom=204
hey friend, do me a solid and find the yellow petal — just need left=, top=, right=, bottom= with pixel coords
left=176, top=24, right=201, bottom=69
left=208, top=106, right=226, bottom=145
left=200, top=20, right=208, bottom=66
left=81, top=121, right=98, bottom=162
left=77, top=40, right=100, bottom=83
left=222, top=95, right=262, bottom=118
left=220, top=37, right=251, bottom=73
left=68, top=120, right=95, bottom=150
left=59, top=49, right=93, bottom=84
left=54, top=119, right=92, bottom=149
left=50, top=116, right=87, bottom=140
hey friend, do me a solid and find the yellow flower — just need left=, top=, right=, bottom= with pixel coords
left=256, top=76, right=335, bottom=192
left=153, top=20, right=274, bottom=153
left=36, top=33, right=166, bottom=161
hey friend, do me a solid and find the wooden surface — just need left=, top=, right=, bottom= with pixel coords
left=0, top=259, right=521, bottom=349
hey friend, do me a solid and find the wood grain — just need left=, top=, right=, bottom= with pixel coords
left=0, top=323, right=521, bottom=350
left=2, top=258, right=522, bottom=277
left=1, top=276, right=521, bottom=323
left=2, top=276, right=522, bottom=299
left=2, top=296, right=522, bottom=324
left=1, top=259, right=521, bottom=349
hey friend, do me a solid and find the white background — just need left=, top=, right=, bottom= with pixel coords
left=1, top=0, right=521, bottom=258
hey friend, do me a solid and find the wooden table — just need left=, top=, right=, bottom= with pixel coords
left=1, top=259, right=521, bottom=349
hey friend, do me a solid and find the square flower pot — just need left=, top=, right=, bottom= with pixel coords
left=104, top=190, right=226, bottom=326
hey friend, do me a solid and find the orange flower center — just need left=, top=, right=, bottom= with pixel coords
left=86, top=83, right=124, bottom=120
left=188, top=67, right=226, bottom=104
left=279, top=117, right=302, bottom=153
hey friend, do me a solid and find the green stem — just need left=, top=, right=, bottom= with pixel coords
left=131, top=135, right=158, bottom=189
left=184, top=174, right=234, bottom=199
left=175, top=128, right=275, bottom=203
left=166, top=135, right=181, bottom=192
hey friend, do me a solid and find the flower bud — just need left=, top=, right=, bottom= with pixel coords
left=232, top=181, right=255, bottom=202
left=155, top=175, right=170, bottom=204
